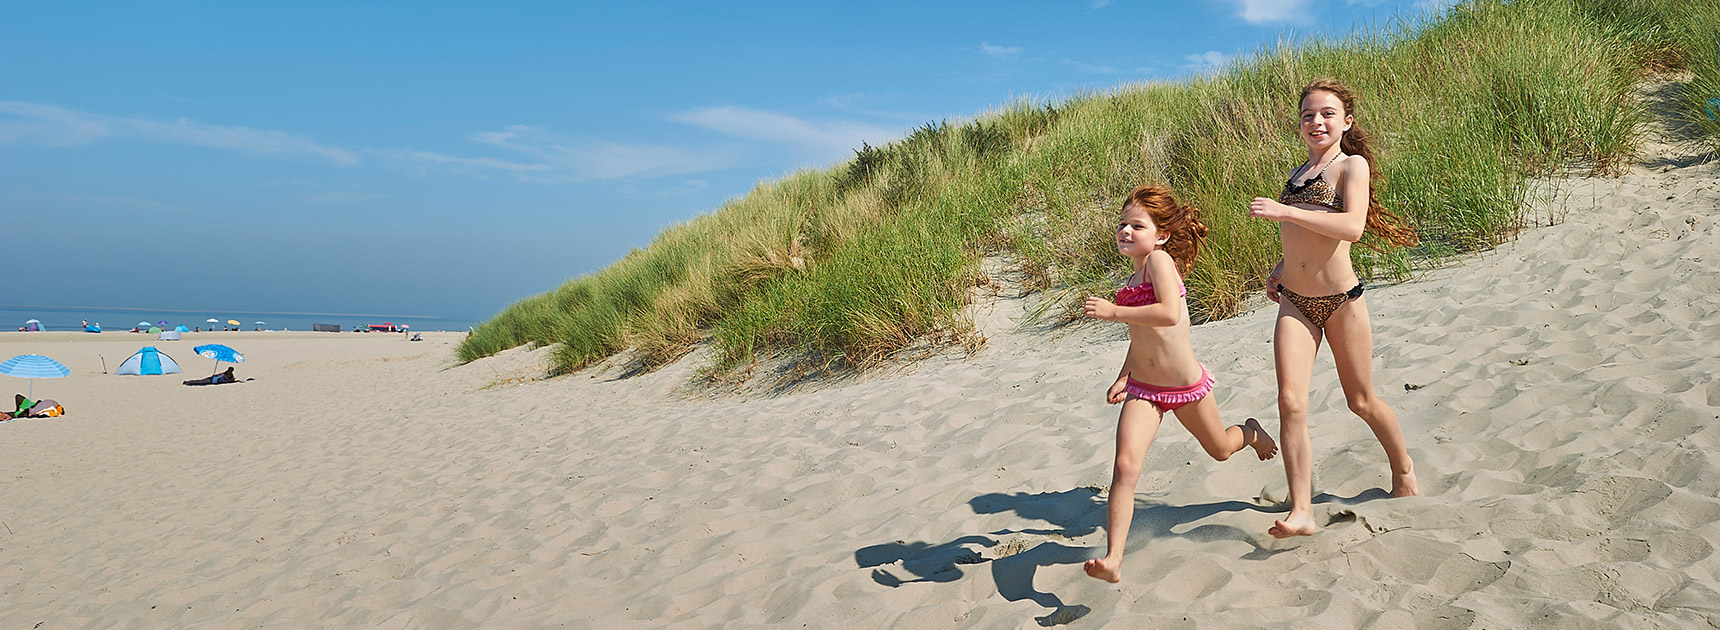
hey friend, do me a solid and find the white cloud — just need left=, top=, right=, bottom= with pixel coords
left=463, top=124, right=741, bottom=181
left=1185, top=50, right=1232, bottom=72
left=0, top=101, right=112, bottom=146
left=126, top=118, right=359, bottom=165
left=0, top=100, right=357, bottom=164
left=671, top=107, right=899, bottom=166
left=1234, top=0, right=1309, bottom=24
left=978, top=42, right=1023, bottom=59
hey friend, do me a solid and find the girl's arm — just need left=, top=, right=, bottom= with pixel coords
left=1083, top=251, right=1184, bottom=328
left=1248, top=157, right=1371, bottom=242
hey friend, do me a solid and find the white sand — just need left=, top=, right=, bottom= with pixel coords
left=3, top=156, right=1717, bottom=627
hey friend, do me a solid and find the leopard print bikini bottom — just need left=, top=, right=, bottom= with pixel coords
left=1279, top=283, right=1364, bottom=329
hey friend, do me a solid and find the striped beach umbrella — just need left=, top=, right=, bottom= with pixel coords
left=0, top=354, right=70, bottom=397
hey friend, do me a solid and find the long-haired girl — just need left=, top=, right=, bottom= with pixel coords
left=1248, top=79, right=1419, bottom=538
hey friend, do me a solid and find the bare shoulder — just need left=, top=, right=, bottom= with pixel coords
left=1336, top=153, right=1370, bottom=176
left=1143, top=250, right=1182, bottom=285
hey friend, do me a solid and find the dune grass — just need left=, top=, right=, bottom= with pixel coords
left=457, top=0, right=1717, bottom=378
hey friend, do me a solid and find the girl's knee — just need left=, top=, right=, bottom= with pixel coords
left=1202, top=444, right=1232, bottom=462
left=1346, top=394, right=1385, bottom=419
left=1112, top=460, right=1142, bottom=481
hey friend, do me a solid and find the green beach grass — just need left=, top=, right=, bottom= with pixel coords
left=459, top=0, right=1718, bottom=378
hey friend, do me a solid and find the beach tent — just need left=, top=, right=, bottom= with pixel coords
left=116, top=347, right=181, bottom=376
left=175, top=325, right=190, bottom=332
left=23, top=319, right=41, bottom=331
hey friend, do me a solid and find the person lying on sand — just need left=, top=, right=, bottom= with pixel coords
left=3, top=394, right=65, bottom=420
left=183, top=367, right=247, bottom=386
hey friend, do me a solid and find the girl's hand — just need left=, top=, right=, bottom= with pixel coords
left=1249, top=197, right=1292, bottom=222
left=1083, top=297, right=1117, bottom=321
left=1264, top=259, right=1284, bottom=302
left=1107, top=377, right=1129, bottom=404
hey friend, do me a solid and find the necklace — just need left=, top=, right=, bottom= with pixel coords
left=1289, top=151, right=1343, bottom=186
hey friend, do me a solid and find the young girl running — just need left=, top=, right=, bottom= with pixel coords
left=1248, top=79, right=1420, bottom=539
left=1082, top=185, right=1277, bottom=583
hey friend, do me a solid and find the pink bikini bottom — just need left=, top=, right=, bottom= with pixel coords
left=1125, top=366, right=1214, bottom=413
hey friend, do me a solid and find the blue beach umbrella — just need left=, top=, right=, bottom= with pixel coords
left=193, top=343, right=244, bottom=374
left=0, top=354, right=70, bottom=397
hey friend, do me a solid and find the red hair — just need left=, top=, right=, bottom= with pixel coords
left=1122, top=185, right=1207, bottom=271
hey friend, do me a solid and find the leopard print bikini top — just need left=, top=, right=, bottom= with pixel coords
left=1278, top=156, right=1345, bottom=211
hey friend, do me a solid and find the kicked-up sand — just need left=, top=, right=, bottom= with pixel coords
left=3, top=153, right=1718, bottom=627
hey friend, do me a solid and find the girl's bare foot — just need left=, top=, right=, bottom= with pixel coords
left=1084, top=556, right=1123, bottom=583
left=1268, top=512, right=1317, bottom=538
left=1245, top=418, right=1278, bottom=460
left=1392, top=468, right=1419, bottom=497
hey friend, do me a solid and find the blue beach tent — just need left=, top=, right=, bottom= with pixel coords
left=175, top=325, right=190, bottom=332
left=116, top=346, right=182, bottom=376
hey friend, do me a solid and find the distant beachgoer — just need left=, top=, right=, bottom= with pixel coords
left=184, top=367, right=241, bottom=386
left=1249, top=79, right=1420, bottom=539
left=1080, top=185, right=1277, bottom=583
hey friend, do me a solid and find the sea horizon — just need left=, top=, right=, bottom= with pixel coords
left=1, top=304, right=479, bottom=333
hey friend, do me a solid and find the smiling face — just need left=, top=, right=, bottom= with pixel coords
left=1116, top=203, right=1162, bottom=261
left=1299, top=89, right=1352, bottom=151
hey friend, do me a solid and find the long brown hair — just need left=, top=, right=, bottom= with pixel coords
left=1123, top=185, right=1208, bottom=272
left=1298, top=80, right=1418, bottom=250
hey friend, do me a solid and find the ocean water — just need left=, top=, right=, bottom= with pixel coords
left=0, top=305, right=477, bottom=333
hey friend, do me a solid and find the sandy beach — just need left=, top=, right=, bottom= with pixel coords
left=3, top=150, right=1717, bottom=627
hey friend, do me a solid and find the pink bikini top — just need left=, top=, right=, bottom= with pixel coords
left=1116, top=281, right=1186, bottom=306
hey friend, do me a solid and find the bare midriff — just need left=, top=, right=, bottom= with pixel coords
left=1278, top=204, right=1360, bottom=296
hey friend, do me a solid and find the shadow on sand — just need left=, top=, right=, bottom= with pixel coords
left=854, top=486, right=1392, bottom=626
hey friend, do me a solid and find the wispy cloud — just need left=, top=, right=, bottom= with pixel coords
left=671, top=107, right=899, bottom=166
left=0, top=102, right=111, bottom=146
left=1184, top=50, right=1232, bottom=72
left=462, top=125, right=742, bottom=181
left=1232, top=0, right=1310, bottom=24
left=1, top=100, right=893, bottom=185
left=0, top=101, right=358, bottom=165
left=978, top=42, right=1024, bottom=60
left=1090, top=0, right=1113, bottom=7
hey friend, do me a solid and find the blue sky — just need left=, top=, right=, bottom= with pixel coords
left=2, top=0, right=1448, bottom=323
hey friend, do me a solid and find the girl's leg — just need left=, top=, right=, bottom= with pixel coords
left=1324, top=297, right=1418, bottom=497
left=1170, top=395, right=1277, bottom=461
left=1084, top=398, right=1164, bottom=583
left=1269, top=303, right=1323, bottom=538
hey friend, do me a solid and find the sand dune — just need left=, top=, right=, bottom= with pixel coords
left=2, top=152, right=1716, bottom=627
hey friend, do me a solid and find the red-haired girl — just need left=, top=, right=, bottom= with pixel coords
left=1081, top=185, right=1277, bottom=582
